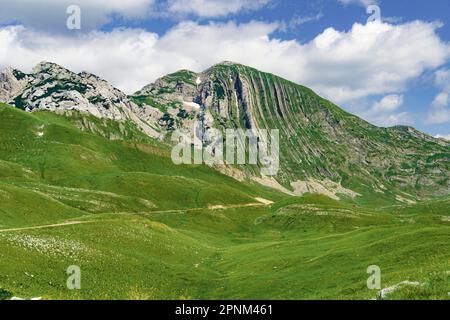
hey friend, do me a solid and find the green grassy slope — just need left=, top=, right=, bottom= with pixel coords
left=0, top=104, right=448, bottom=300
left=0, top=196, right=448, bottom=300
left=0, top=103, right=281, bottom=215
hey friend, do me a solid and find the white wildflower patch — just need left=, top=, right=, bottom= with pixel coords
left=0, top=233, right=89, bottom=259
left=377, top=281, right=422, bottom=299
left=278, top=204, right=367, bottom=218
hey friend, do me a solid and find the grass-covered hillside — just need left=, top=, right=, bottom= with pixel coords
left=0, top=103, right=448, bottom=300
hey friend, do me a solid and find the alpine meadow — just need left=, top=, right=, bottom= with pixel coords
left=0, top=60, right=448, bottom=300
left=0, top=0, right=450, bottom=304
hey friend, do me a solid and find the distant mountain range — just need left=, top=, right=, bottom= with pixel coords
left=1, top=61, right=449, bottom=203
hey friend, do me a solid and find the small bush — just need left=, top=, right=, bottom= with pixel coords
left=0, top=288, right=13, bottom=300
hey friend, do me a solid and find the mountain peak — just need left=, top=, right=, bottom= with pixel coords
left=131, top=61, right=450, bottom=200
left=204, top=61, right=247, bottom=73
left=32, top=61, right=69, bottom=74
left=213, top=60, right=241, bottom=67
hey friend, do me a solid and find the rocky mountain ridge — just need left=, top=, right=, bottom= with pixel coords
left=131, top=62, right=450, bottom=201
left=0, top=62, right=161, bottom=138
left=1, top=61, right=449, bottom=202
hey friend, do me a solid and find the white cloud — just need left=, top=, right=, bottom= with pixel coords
left=366, top=111, right=413, bottom=127
left=435, top=134, right=450, bottom=141
left=358, top=94, right=412, bottom=127
left=0, top=0, right=156, bottom=31
left=0, top=0, right=270, bottom=30
left=300, top=21, right=449, bottom=103
left=167, top=0, right=270, bottom=18
left=280, top=12, right=324, bottom=32
left=372, top=94, right=404, bottom=112
left=426, top=69, right=450, bottom=124
left=426, top=109, right=450, bottom=124
left=431, top=92, right=449, bottom=108
left=435, top=68, right=450, bottom=91
left=338, top=0, right=378, bottom=7
left=0, top=19, right=449, bottom=107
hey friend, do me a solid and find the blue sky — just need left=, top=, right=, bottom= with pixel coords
left=0, top=0, right=449, bottom=138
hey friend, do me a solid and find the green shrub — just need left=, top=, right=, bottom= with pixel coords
left=0, top=288, right=13, bottom=300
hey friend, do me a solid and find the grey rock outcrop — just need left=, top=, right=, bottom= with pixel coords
left=1, top=62, right=161, bottom=139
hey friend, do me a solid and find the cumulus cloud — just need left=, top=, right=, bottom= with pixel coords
left=0, top=19, right=449, bottom=107
left=372, top=94, right=404, bottom=112
left=426, top=109, right=450, bottom=124
left=426, top=69, right=450, bottom=124
left=431, top=92, right=449, bottom=108
left=359, top=94, right=412, bottom=127
left=304, top=21, right=449, bottom=103
left=435, top=68, right=450, bottom=91
left=0, top=0, right=156, bottom=32
left=0, top=0, right=270, bottom=30
left=167, top=0, right=270, bottom=18
left=369, top=112, right=413, bottom=127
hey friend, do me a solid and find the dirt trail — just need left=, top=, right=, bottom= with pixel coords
left=0, top=198, right=273, bottom=233
left=0, top=221, right=95, bottom=233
